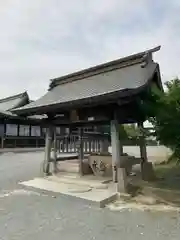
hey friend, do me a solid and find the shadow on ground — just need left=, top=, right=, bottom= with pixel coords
left=128, top=163, right=180, bottom=207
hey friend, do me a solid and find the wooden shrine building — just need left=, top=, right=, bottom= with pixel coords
left=0, top=92, right=46, bottom=148
left=13, top=46, right=163, bottom=192
left=0, top=92, right=106, bottom=149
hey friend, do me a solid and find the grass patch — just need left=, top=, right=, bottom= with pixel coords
left=153, top=163, right=180, bottom=191
left=129, top=162, right=180, bottom=207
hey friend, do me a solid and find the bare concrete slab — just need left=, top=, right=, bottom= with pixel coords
left=48, top=173, right=111, bottom=188
left=19, top=177, right=117, bottom=208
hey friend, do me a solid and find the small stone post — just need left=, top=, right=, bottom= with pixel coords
left=43, top=125, right=53, bottom=175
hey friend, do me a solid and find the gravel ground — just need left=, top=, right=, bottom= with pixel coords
left=0, top=152, right=180, bottom=240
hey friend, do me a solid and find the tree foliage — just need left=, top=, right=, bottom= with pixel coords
left=123, top=124, right=140, bottom=138
left=148, top=78, right=180, bottom=158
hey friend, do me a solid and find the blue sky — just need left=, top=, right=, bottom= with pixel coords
left=0, top=0, right=180, bottom=99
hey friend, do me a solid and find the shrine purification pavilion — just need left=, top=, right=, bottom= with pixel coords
left=13, top=46, right=163, bottom=193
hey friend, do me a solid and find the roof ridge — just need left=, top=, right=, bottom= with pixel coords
left=49, top=46, right=161, bottom=89
left=0, top=91, right=28, bottom=103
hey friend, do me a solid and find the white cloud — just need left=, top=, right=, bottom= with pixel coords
left=0, top=0, right=180, bottom=99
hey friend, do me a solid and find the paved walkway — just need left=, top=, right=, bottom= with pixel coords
left=0, top=147, right=44, bottom=154
left=0, top=152, right=180, bottom=239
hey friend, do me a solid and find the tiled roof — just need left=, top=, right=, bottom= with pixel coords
left=0, top=92, right=29, bottom=111
left=13, top=46, right=162, bottom=115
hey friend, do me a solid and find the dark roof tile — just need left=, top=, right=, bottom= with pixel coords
left=0, top=91, right=29, bottom=111
left=13, top=46, right=162, bottom=115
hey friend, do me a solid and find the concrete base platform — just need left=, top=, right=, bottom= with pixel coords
left=19, top=174, right=117, bottom=208
left=48, top=173, right=111, bottom=188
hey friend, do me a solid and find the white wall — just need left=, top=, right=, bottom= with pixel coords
left=108, top=145, right=172, bottom=164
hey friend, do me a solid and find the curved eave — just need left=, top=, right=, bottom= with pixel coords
left=0, top=111, right=45, bottom=124
left=13, top=82, right=154, bottom=116
left=13, top=61, right=162, bottom=116
left=0, top=110, right=19, bottom=119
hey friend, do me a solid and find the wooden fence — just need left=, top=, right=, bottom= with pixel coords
left=56, top=133, right=109, bottom=154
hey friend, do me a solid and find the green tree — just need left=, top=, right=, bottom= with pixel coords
left=123, top=124, right=140, bottom=139
left=148, top=78, right=180, bottom=159
left=119, top=125, right=128, bottom=139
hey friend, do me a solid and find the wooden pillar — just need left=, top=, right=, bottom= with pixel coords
left=52, top=127, right=58, bottom=173
left=0, top=123, right=4, bottom=149
left=65, top=136, right=69, bottom=153
left=101, top=137, right=109, bottom=153
left=58, top=139, right=60, bottom=153
left=138, top=122, right=147, bottom=163
left=78, top=128, right=84, bottom=176
left=92, top=139, right=95, bottom=152
left=111, top=117, right=127, bottom=192
left=36, top=139, right=38, bottom=148
left=84, top=139, right=87, bottom=153
left=43, top=125, right=53, bottom=175
left=89, top=140, right=92, bottom=153
left=138, top=122, right=155, bottom=181
left=110, top=119, right=120, bottom=182
left=1, top=137, right=3, bottom=148
left=119, top=140, right=123, bottom=155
